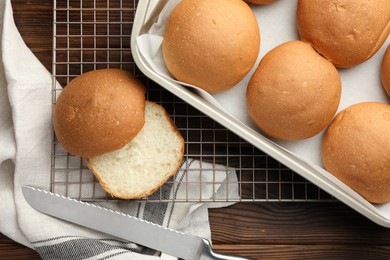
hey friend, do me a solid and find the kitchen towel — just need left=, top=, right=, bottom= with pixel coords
left=0, top=1, right=239, bottom=259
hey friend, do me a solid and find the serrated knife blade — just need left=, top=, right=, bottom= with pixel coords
left=22, top=185, right=248, bottom=260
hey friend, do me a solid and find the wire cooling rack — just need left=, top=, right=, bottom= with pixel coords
left=51, top=0, right=335, bottom=202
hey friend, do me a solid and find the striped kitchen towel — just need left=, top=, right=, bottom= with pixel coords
left=0, top=0, right=239, bottom=259
left=26, top=159, right=238, bottom=260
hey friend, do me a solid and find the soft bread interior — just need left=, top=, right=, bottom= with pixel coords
left=87, top=101, right=184, bottom=199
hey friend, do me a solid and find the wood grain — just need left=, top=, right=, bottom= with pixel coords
left=0, top=233, right=40, bottom=259
left=12, top=0, right=53, bottom=72
left=209, top=203, right=390, bottom=245
left=4, top=0, right=390, bottom=259
left=213, top=245, right=390, bottom=260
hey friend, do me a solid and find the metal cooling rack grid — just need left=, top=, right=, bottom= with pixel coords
left=51, top=0, right=335, bottom=202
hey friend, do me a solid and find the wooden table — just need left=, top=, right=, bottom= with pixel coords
left=2, top=1, right=390, bottom=259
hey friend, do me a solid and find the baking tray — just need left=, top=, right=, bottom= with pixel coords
left=52, top=0, right=335, bottom=203
left=131, top=0, right=390, bottom=227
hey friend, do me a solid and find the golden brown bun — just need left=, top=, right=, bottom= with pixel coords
left=297, top=0, right=390, bottom=68
left=246, top=0, right=277, bottom=4
left=54, top=69, right=146, bottom=158
left=246, top=40, right=341, bottom=140
left=162, top=0, right=260, bottom=93
left=381, top=45, right=390, bottom=97
left=322, top=102, right=390, bottom=203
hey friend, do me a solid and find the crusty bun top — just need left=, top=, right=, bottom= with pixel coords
left=246, top=40, right=341, bottom=140
left=322, top=102, right=390, bottom=204
left=381, top=45, right=390, bottom=97
left=54, top=69, right=146, bottom=158
left=297, top=0, right=390, bottom=68
left=162, top=0, right=260, bottom=93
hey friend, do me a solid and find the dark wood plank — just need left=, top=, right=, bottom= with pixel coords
left=213, top=245, right=390, bottom=260
left=209, top=202, right=390, bottom=245
left=0, top=233, right=40, bottom=259
left=12, top=0, right=53, bottom=72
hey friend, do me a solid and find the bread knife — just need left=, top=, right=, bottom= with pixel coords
left=22, top=185, right=248, bottom=260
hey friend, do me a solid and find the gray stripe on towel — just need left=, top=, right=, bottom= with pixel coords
left=35, top=237, right=156, bottom=260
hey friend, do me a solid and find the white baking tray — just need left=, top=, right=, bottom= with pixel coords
left=131, top=0, right=390, bottom=227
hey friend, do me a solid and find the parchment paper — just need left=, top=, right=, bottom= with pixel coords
left=136, top=0, right=390, bottom=219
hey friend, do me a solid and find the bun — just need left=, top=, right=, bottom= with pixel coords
left=54, top=69, right=146, bottom=158
left=87, top=101, right=185, bottom=199
left=297, top=0, right=390, bottom=68
left=322, top=102, right=390, bottom=203
left=381, top=45, right=390, bottom=97
left=246, top=0, right=277, bottom=4
left=246, top=40, right=341, bottom=140
left=162, top=0, right=260, bottom=93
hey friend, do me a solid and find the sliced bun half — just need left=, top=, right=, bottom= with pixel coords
left=87, top=101, right=185, bottom=199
